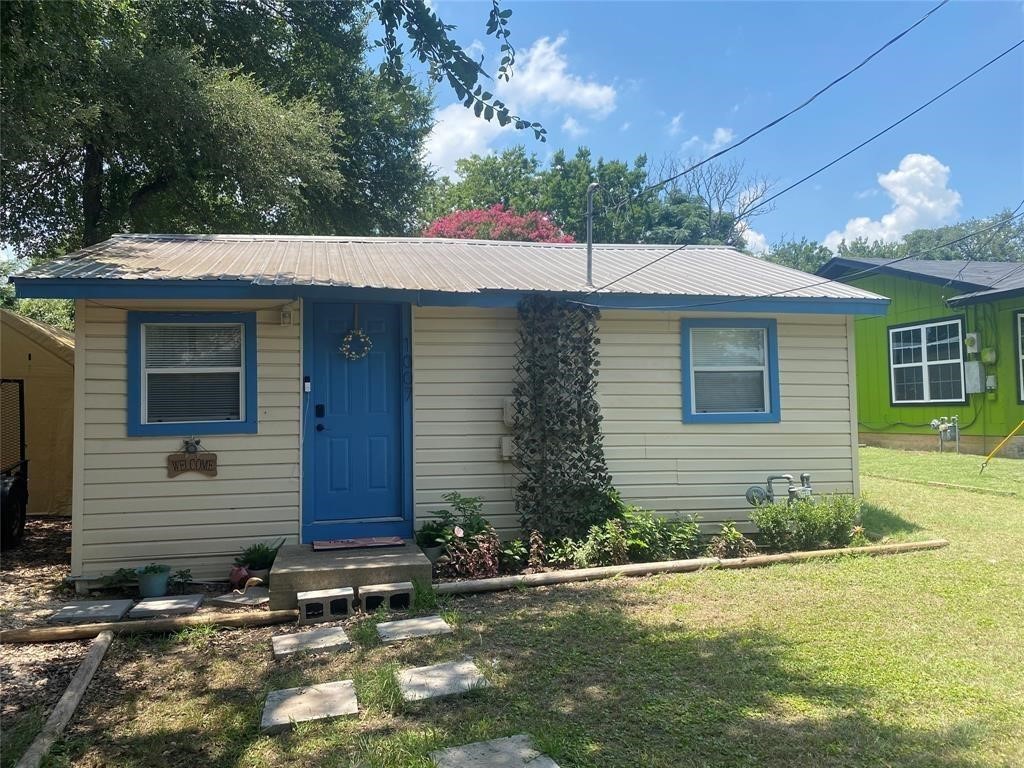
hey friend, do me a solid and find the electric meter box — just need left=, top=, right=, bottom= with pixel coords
left=965, top=361, right=985, bottom=394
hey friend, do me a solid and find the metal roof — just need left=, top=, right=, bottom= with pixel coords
left=16, top=234, right=884, bottom=304
left=816, top=256, right=1024, bottom=305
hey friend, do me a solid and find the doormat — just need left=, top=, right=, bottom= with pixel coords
left=312, top=537, right=406, bottom=551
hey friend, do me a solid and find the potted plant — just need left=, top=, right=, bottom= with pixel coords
left=135, top=563, right=171, bottom=598
left=234, top=539, right=284, bottom=583
left=416, top=520, right=448, bottom=562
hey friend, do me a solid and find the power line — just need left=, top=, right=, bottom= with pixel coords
left=582, top=39, right=1024, bottom=299
left=615, top=0, right=950, bottom=207
left=574, top=206, right=1024, bottom=311
left=745, top=39, right=1024, bottom=218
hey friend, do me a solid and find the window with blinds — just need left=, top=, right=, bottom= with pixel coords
left=888, top=318, right=964, bottom=404
left=141, top=324, right=245, bottom=423
left=689, top=327, right=769, bottom=414
left=681, top=319, right=779, bottom=424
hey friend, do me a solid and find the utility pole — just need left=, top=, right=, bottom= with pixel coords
left=586, top=182, right=599, bottom=287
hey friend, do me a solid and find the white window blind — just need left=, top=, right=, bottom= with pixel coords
left=141, top=324, right=244, bottom=423
left=690, top=327, right=768, bottom=413
left=889, top=318, right=964, bottom=404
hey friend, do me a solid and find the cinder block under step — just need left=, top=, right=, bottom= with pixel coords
left=360, top=581, right=414, bottom=612
left=297, top=587, right=354, bottom=625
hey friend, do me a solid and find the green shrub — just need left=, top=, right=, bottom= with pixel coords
left=415, top=520, right=448, bottom=548
left=576, top=517, right=631, bottom=567
left=545, top=537, right=581, bottom=568
left=435, top=491, right=490, bottom=540
left=573, top=509, right=702, bottom=567
left=499, top=538, right=528, bottom=573
left=705, top=522, right=758, bottom=558
left=751, top=495, right=861, bottom=552
left=235, top=539, right=284, bottom=569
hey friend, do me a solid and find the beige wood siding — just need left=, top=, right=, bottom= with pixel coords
left=412, top=307, right=519, bottom=533
left=74, top=299, right=301, bottom=580
left=412, top=307, right=855, bottom=535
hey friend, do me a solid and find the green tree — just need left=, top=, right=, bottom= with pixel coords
left=898, top=210, right=1024, bottom=261
left=764, top=239, right=835, bottom=274
left=425, top=146, right=774, bottom=247
left=1, top=0, right=540, bottom=261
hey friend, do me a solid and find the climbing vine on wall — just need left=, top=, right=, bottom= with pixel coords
left=511, top=295, right=618, bottom=538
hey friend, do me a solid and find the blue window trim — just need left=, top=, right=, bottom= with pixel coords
left=680, top=318, right=781, bottom=424
left=126, top=311, right=258, bottom=436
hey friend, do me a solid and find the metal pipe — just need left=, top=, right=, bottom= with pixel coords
left=585, top=182, right=599, bottom=287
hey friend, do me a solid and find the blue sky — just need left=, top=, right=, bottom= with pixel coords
left=423, top=1, right=1024, bottom=251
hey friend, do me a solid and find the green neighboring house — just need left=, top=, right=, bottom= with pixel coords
left=817, top=257, right=1024, bottom=458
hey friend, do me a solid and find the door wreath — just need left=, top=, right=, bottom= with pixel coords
left=339, top=304, right=373, bottom=360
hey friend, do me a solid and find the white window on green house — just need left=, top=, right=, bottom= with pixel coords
left=888, top=318, right=965, bottom=404
left=1016, top=310, right=1024, bottom=403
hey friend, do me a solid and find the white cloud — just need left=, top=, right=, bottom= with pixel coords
left=679, top=127, right=734, bottom=156
left=465, top=39, right=485, bottom=60
left=620, top=121, right=631, bottom=132
left=708, top=127, right=734, bottom=152
left=424, top=102, right=506, bottom=177
left=668, top=112, right=684, bottom=136
left=738, top=222, right=769, bottom=254
left=680, top=135, right=701, bottom=153
left=824, top=153, right=962, bottom=250
left=425, top=35, right=617, bottom=175
left=561, top=116, right=587, bottom=139
left=503, top=36, right=617, bottom=118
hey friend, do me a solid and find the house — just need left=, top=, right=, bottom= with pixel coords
left=12, top=234, right=888, bottom=586
left=817, top=256, right=1024, bottom=457
left=1, top=308, right=75, bottom=517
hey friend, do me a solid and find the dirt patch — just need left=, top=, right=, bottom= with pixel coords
left=1, top=515, right=75, bottom=630
left=0, top=516, right=88, bottom=753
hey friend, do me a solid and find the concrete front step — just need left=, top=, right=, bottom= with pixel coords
left=268, top=542, right=431, bottom=610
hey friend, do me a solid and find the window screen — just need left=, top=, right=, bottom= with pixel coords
left=142, top=324, right=244, bottom=423
left=690, top=327, right=768, bottom=413
left=888, top=319, right=964, bottom=404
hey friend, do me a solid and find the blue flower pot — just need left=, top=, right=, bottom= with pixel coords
left=135, top=565, right=171, bottom=598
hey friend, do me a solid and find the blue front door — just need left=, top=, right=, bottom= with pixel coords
left=304, top=302, right=411, bottom=541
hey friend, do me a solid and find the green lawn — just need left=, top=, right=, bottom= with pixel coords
left=20, top=449, right=1024, bottom=768
left=860, top=445, right=1024, bottom=495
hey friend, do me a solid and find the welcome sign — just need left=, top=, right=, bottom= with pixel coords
left=166, top=452, right=218, bottom=478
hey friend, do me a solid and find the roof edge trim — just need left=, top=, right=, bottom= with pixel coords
left=11, top=277, right=890, bottom=316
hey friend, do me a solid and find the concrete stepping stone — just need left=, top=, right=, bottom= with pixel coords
left=47, top=599, right=133, bottom=624
left=271, top=626, right=352, bottom=660
left=430, top=735, right=560, bottom=768
left=127, top=594, right=204, bottom=618
left=260, top=679, right=358, bottom=734
left=377, top=614, right=452, bottom=644
left=209, top=587, right=270, bottom=608
left=396, top=659, right=488, bottom=702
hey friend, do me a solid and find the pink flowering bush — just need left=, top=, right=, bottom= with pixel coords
left=423, top=205, right=575, bottom=243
